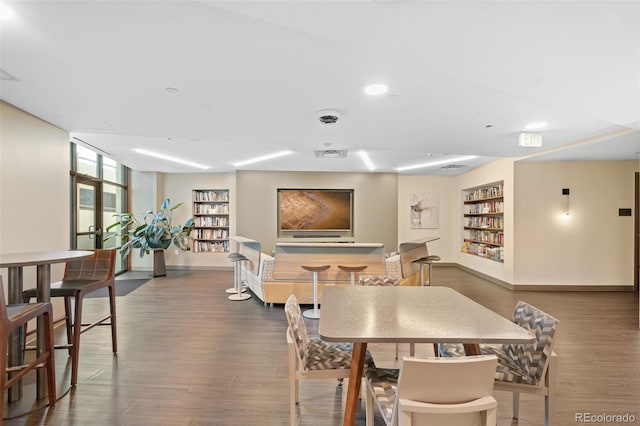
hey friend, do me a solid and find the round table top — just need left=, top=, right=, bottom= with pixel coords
left=0, top=250, right=93, bottom=268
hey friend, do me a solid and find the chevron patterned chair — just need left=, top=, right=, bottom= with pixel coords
left=438, top=301, right=560, bottom=426
left=365, top=355, right=498, bottom=426
left=284, top=294, right=375, bottom=426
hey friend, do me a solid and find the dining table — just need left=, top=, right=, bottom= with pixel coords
left=318, top=285, right=536, bottom=426
left=0, top=250, right=93, bottom=415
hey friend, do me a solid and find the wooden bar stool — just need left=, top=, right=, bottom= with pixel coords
left=300, top=265, right=330, bottom=319
left=337, top=265, right=368, bottom=286
left=228, top=253, right=251, bottom=301
left=226, top=253, right=248, bottom=295
left=412, top=255, right=441, bottom=286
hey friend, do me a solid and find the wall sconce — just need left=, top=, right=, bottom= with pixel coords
left=562, top=188, right=570, bottom=217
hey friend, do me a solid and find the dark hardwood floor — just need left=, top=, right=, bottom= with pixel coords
left=4, top=266, right=639, bottom=425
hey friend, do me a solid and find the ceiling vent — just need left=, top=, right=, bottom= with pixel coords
left=316, top=109, right=342, bottom=125
left=314, top=149, right=349, bottom=159
left=440, top=164, right=466, bottom=169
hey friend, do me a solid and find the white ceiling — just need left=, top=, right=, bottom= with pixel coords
left=1, top=1, right=638, bottom=175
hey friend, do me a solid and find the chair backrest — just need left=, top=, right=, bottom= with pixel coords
left=397, top=355, right=498, bottom=405
left=358, top=275, right=400, bottom=286
left=505, top=300, right=559, bottom=385
left=63, top=249, right=116, bottom=282
left=284, top=294, right=309, bottom=368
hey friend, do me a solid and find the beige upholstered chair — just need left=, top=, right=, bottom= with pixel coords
left=23, top=249, right=117, bottom=386
left=439, top=301, right=560, bottom=426
left=366, top=355, right=498, bottom=426
left=1, top=276, right=57, bottom=418
left=284, top=294, right=375, bottom=426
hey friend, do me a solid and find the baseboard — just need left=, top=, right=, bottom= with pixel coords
left=452, top=264, right=636, bottom=292
left=454, top=264, right=513, bottom=290
left=512, top=284, right=635, bottom=292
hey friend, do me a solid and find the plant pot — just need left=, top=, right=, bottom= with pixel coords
left=152, top=249, right=166, bottom=277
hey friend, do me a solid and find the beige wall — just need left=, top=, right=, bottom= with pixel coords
left=0, top=101, right=70, bottom=305
left=514, top=160, right=638, bottom=287
left=455, top=158, right=516, bottom=283
left=163, top=172, right=236, bottom=268
left=235, top=170, right=398, bottom=255
left=397, top=175, right=457, bottom=260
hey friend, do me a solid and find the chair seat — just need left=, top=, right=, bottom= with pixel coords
left=7, top=303, right=49, bottom=319
left=23, top=279, right=106, bottom=298
left=306, top=338, right=375, bottom=371
left=439, top=343, right=540, bottom=385
left=366, top=367, right=400, bottom=425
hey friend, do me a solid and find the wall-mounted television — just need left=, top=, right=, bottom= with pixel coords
left=277, top=188, right=354, bottom=238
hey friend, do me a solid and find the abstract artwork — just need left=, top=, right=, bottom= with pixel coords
left=410, top=192, right=439, bottom=229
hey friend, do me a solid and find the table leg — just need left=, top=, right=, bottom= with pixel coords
left=7, top=266, right=24, bottom=402
left=36, top=264, right=51, bottom=400
left=463, top=343, right=481, bottom=356
left=343, top=342, right=366, bottom=426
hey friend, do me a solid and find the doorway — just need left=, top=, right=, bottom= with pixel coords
left=75, top=176, right=104, bottom=250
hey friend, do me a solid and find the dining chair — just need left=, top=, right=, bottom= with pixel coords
left=439, top=300, right=560, bottom=426
left=1, top=276, right=57, bottom=418
left=365, top=355, right=498, bottom=426
left=284, top=294, right=375, bottom=426
left=23, top=249, right=117, bottom=386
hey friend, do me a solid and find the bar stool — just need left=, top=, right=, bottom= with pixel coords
left=412, top=255, right=441, bottom=286
left=301, top=265, right=330, bottom=319
left=228, top=253, right=251, bottom=301
left=337, top=265, right=368, bottom=286
left=226, top=253, right=248, bottom=295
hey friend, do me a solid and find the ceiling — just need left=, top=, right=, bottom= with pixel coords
left=1, top=1, right=638, bottom=175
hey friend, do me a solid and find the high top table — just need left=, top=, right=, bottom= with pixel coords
left=319, top=285, right=536, bottom=426
left=0, top=250, right=93, bottom=416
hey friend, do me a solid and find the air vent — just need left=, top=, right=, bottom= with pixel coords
left=440, top=164, right=466, bottom=169
left=314, top=149, right=349, bottom=159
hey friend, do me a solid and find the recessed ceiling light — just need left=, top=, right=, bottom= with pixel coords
left=164, top=87, right=178, bottom=93
left=232, top=150, right=293, bottom=167
left=397, top=155, right=477, bottom=172
left=134, top=148, right=209, bottom=169
left=364, top=84, right=388, bottom=96
left=524, top=121, right=547, bottom=130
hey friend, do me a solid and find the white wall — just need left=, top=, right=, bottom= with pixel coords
left=513, top=160, right=638, bottom=287
left=397, top=175, right=457, bottom=260
left=0, top=101, right=70, bottom=308
left=163, top=172, right=236, bottom=268
left=129, top=171, right=161, bottom=270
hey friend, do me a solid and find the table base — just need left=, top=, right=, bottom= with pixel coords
left=303, top=309, right=321, bottom=319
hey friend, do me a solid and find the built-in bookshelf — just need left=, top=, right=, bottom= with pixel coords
left=461, top=181, right=504, bottom=263
left=192, top=189, right=229, bottom=253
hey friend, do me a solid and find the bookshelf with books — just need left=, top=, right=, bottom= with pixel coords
left=460, top=181, right=504, bottom=263
left=192, top=189, right=230, bottom=253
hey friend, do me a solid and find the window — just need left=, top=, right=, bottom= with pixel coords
left=71, top=142, right=129, bottom=274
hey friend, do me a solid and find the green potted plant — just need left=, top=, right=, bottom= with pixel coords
left=105, top=198, right=195, bottom=275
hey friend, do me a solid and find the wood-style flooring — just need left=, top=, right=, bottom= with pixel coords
left=4, top=266, right=640, bottom=425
